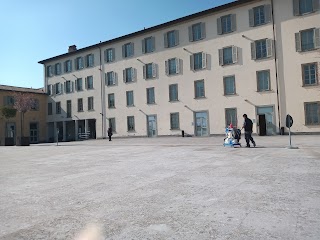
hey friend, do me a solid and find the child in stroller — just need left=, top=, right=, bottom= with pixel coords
left=224, top=124, right=241, bottom=147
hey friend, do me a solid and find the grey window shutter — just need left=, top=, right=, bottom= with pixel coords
left=251, top=42, right=256, bottom=60
left=219, top=49, right=223, bottom=66
left=60, top=83, right=63, bottom=94
left=231, top=14, right=237, bottom=32
left=131, top=42, right=134, bottom=56
left=84, top=56, right=87, bottom=68
left=175, top=30, right=179, bottom=46
left=152, top=63, right=157, bottom=78
left=249, top=9, right=254, bottom=27
left=122, top=45, right=125, bottom=58
left=75, top=79, right=78, bottom=91
left=232, top=46, right=238, bottom=63
left=114, top=72, right=118, bottom=85
left=188, top=26, right=193, bottom=42
left=85, top=77, right=87, bottom=89
left=104, top=50, right=107, bottom=62
left=72, top=82, right=75, bottom=92
left=132, top=68, right=136, bottom=81
left=293, top=0, right=300, bottom=15
left=164, top=32, right=168, bottom=48
left=314, top=28, right=320, bottom=49
left=142, top=39, right=146, bottom=53
left=91, top=54, right=94, bottom=66
left=63, top=82, right=66, bottom=92
left=123, top=69, right=126, bottom=82
left=190, top=55, right=194, bottom=70
left=151, top=37, right=155, bottom=51
left=264, top=5, right=272, bottom=23
left=266, top=39, right=274, bottom=57
left=295, top=32, right=302, bottom=52
left=112, top=48, right=115, bottom=61
left=50, top=85, right=53, bottom=95
left=176, top=58, right=180, bottom=74
left=143, top=65, right=146, bottom=79
left=217, top=17, right=222, bottom=35
left=201, top=22, right=206, bottom=39
left=165, top=60, right=169, bottom=75
left=74, top=59, right=77, bottom=70
left=313, top=0, right=320, bottom=11
left=202, top=52, right=207, bottom=69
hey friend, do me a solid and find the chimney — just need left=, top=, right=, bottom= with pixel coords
left=68, top=45, right=77, bottom=53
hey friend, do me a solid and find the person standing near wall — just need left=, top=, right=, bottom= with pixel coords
left=242, top=114, right=256, bottom=148
left=107, top=127, right=113, bottom=141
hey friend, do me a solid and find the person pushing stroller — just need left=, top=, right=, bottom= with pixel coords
left=242, top=114, right=256, bottom=148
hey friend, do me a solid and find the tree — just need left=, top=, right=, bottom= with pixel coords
left=0, top=107, right=17, bottom=119
left=13, top=92, right=36, bottom=144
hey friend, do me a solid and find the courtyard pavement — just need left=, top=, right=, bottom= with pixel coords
left=0, top=135, right=320, bottom=240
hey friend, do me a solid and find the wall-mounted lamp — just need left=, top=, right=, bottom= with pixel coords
left=72, top=74, right=78, bottom=79
left=137, top=59, right=145, bottom=64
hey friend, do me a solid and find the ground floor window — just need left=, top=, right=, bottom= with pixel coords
left=305, top=102, right=320, bottom=125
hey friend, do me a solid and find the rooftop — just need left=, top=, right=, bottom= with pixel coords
left=0, top=85, right=46, bottom=94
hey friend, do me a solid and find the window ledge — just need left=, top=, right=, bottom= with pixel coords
left=221, top=62, right=236, bottom=67
left=106, top=84, right=117, bottom=87
left=87, top=88, right=94, bottom=90
left=192, top=68, right=207, bottom=72
left=194, top=97, right=206, bottom=100
left=170, top=128, right=180, bottom=130
left=145, top=78, right=157, bottom=81
left=78, top=110, right=84, bottom=113
left=88, top=109, right=95, bottom=112
left=124, top=81, right=136, bottom=84
left=169, top=100, right=179, bottom=103
left=127, top=105, right=135, bottom=107
left=224, top=93, right=238, bottom=97
left=147, top=103, right=156, bottom=105
left=300, top=48, right=319, bottom=53
left=302, top=84, right=319, bottom=88
left=127, top=130, right=136, bottom=133
left=256, top=90, right=274, bottom=93
left=252, top=22, right=269, bottom=27
left=108, top=107, right=116, bottom=109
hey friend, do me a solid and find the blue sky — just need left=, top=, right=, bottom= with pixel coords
left=0, top=0, right=234, bottom=88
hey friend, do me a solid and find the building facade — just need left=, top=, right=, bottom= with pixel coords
left=0, top=85, right=47, bottom=145
left=39, top=0, right=320, bottom=140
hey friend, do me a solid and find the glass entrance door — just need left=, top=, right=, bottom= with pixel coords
left=257, top=106, right=275, bottom=135
left=147, top=115, right=157, bottom=137
left=195, top=111, right=209, bottom=136
left=30, top=123, right=38, bottom=143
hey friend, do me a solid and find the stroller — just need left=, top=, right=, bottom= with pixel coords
left=223, top=124, right=241, bottom=148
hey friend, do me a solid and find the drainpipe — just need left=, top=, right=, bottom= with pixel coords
left=271, top=0, right=282, bottom=134
left=98, top=45, right=106, bottom=139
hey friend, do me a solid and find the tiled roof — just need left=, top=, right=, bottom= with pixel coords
left=0, top=85, right=46, bottom=94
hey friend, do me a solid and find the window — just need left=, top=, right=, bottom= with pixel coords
left=169, top=84, right=178, bottom=102
left=30, top=99, right=39, bottom=111
left=126, top=91, right=134, bottom=107
left=108, top=93, right=115, bottom=108
left=189, top=22, right=206, bottom=42
left=75, top=57, right=84, bottom=70
left=88, top=97, right=94, bottom=111
left=48, top=103, right=52, bottom=115
left=56, top=102, right=61, bottom=114
left=191, top=52, right=206, bottom=71
left=55, top=83, right=62, bottom=94
left=194, top=80, right=205, bottom=98
left=217, top=14, right=236, bottom=34
left=219, top=46, right=238, bottom=66
left=225, top=108, right=237, bottom=128
left=251, top=39, right=273, bottom=60
left=109, top=118, right=116, bottom=132
left=142, top=37, right=155, bottom=53
left=122, top=42, right=134, bottom=58
left=249, top=5, right=271, bottom=27
left=65, top=80, right=73, bottom=93
left=296, top=28, right=320, bottom=52
left=302, top=63, right=318, bottom=86
left=305, top=102, right=320, bottom=125
left=76, top=78, right=83, bottom=91
left=224, top=76, right=236, bottom=95
left=144, top=63, right=156, bottom=79
left=78, top=98, right=83, bottom=112
left=106, top=71, right=116, bottom=86
left=294, top=0, right=318, bottom=16
left=86, top=76, right=93, bottom=89
left=64, top=60, right=72, bottom=73
left=123, top=68, right=135, bottom=83
left=105, top=48, right=115, bottom=63
left=170, top=113, right=180, bottom=130
left=66, top=100, right=72, bottom=118
left=46, top=65, right=53, bottom=77
left=4, top=96, right=14, bottom=106
left=257, top=70, right=271, bottom=92
left=55, top=63, right=61, bottom=75
left=164, top=30, right=179, bottom=48
left=146, top=87, right=155, bottom=104
left=127, top=116, right=135, bottom=131
left=86, top=54, right=94, bottom=67
left=165, top=58, right=180, bottom=75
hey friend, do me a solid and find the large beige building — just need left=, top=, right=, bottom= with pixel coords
left=39, top=0, right=320, bottom=140
left=0, top=85, right=47, bottom=145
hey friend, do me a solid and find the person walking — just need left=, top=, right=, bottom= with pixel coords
left=107, top=127, right=113, bottom=141
left=242, top=114, right=256, bottom=148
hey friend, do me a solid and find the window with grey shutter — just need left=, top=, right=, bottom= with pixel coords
left=232, top=46, right=238, bottom=63
left=231, top=14, right=237, bottom=32
left=313, top=0, right=320, bottom=12
left=165, top=60, right=169, bottom=75
left=202, top=52, right=207, bottom=69
left=249, top=9, right=254, bottom=27
left=200, top=22, right=206, bottom=39
left=164, top=32, right=168, bottom=48
left=251, top=42, right=257, bottom=60
left=132, top=68, right=136, bottom=82
left=217, top=17, right=222, bottom=35
left=264, top=5, right=272, bottom=23
left=175, top=58, right=180, bottom=74
left=219, top=49, right=223, bottom=66
left=190, top=54, right=195, bottom=70
left=142, top=38, right=146, bottom=53
left=293, top=0, right=300, bottom=15
left=188, top=26, right=193, bottom=42
left=174, top=30, right=179, bottom=46
left=152, top=63, right=157, bottom=78
left=266, top=39, right=274, bottom=57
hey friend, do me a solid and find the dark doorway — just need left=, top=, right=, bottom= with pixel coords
left=88, top=119, right=96, bottom=139
left=258, top=114, right=267, bottom=136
